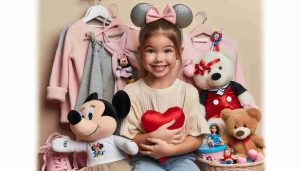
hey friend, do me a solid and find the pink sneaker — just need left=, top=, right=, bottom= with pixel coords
left=40, top=132, right=76, bottom=171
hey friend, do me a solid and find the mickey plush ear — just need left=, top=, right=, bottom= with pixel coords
left=112, top=90, right=131, bottom=119
left=173, top=4, right=193, bottom=28
left=84, top=92, right=98, bottom=103
left=130, top=3, right=151, bottom=27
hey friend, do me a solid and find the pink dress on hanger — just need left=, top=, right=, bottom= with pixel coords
left=179, top=33, right=246, bottom=88
left=99, top=26, right=140, bottom=92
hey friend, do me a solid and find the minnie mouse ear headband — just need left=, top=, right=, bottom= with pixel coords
left=130, top=3, right=193, bottom=29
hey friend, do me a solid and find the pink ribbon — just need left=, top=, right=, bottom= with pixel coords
left=146, top=4, right=176, bottom=24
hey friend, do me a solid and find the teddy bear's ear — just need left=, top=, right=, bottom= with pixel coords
left=246, top=108, right=261, bottom=121
left=220, top=108, right=232, bottom=121
left=84, top=92, right=98, bottom=103
left=112, top=90, right=131, bottom=119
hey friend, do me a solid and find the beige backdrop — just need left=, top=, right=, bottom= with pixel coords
left=37, top=0, right=262, bottom=169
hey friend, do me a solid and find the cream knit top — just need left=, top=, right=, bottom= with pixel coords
left=120, top=79, right=210, bottom=139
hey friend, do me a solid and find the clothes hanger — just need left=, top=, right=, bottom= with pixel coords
left=82, top=0, right=111, bottom=27
left=190, top=11, right=214, bottom=38
left=93, top=4, right=131, bottom=37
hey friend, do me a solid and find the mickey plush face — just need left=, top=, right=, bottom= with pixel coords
left=221, top=108, right=261, bottom=140
left=67, top=91, right=130, bottom=142
left=193, top=52, right=234, bottom=90
left=119, top=57, right=129, bottom=67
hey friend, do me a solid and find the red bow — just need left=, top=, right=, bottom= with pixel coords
left=194, top=58, right=221, bottom=76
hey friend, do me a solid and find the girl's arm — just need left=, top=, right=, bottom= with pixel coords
left=139, top=135, right=204, bottom=159
left=133, top=120, right=185, bottom=149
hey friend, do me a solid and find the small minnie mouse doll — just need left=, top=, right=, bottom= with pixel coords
left=116, top=57, right=135, bottom=84
left=208, top=123, right=224, bottom=147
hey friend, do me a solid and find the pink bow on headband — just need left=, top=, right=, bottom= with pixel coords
left=194, top=58, right=221, bottom=76
left=146, top=4, right=176, bottom=24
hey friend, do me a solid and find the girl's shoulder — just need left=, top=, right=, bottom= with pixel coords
left=177, top=79, right=199, bottom=99
left=177, top=79, right=198, bottom=91
left=123, top=79, right=143, bottom=92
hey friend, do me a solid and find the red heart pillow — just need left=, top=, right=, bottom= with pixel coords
left=141, top=107, right=185, bottom=132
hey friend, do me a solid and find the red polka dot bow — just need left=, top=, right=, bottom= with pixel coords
left=194, top=58, right=221, bottom=76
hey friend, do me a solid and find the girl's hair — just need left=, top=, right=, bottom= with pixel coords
left=138, top=19, right=183, bottom=78
left=209, top=123, right=220, bottom=135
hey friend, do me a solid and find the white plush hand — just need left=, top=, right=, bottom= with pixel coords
left=238, top=91, right=256, bottom=108
left=52, top=136, right=76, bottom=152
left=114, top=135, right=139, bottom=155
left=124, top=141, right=139, bottom=155
left=183, top=59, right=195, bottom=78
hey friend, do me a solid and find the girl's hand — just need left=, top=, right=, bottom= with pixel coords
left=140, top=138, right=175, bottom=159
left=150, top=120, right=186, bottom=144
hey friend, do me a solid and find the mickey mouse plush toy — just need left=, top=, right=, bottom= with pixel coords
left=52, top=91, right=138, bottom=171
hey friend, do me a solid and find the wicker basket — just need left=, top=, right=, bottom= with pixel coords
left=197, top=158, right=264, bottom=171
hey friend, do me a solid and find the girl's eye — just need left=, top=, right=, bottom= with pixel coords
left=219, top=66, right=222, bottom=70
left=244, top=124, right=247, bottom=127
left=164, top=49, right=173, bottom=53
left=145, top=49, right=155, bottom=53
left=234, top=126, right=237, bottom=129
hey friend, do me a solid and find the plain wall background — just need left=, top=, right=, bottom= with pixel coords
left=37, top=0, right=262, bottom=169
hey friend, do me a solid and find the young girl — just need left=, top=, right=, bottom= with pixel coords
left=120, top=4, right=210, bottom=171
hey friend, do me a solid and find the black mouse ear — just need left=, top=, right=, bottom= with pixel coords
left=112, top=90, right=131, bottom=119
left=84, top=92, right=98, bottom=103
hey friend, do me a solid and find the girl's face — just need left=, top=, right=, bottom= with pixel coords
left=142, top=34, right=178, bottom=80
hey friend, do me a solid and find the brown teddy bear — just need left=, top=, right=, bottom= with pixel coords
left=221, top=108, right=264, bottom=163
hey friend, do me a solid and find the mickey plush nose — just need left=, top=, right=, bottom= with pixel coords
left=211, top=73, right=221, bottom=80
left=68, top=110, right=82, bottom=125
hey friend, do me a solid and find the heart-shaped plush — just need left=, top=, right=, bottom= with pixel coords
left=141, top=107, right=185, bottom=163
left=141, top=107, right=185, bottom=132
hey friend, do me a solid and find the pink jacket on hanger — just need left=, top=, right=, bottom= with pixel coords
left=47, top=20, right=139, bottom=123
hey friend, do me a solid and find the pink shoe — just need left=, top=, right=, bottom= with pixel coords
left=40, top=132, right=76, bottom=171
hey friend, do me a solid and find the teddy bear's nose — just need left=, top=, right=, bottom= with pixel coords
left=236, top=130, right=245, bottom=137
left=211, top=73, right=221, bottom=80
